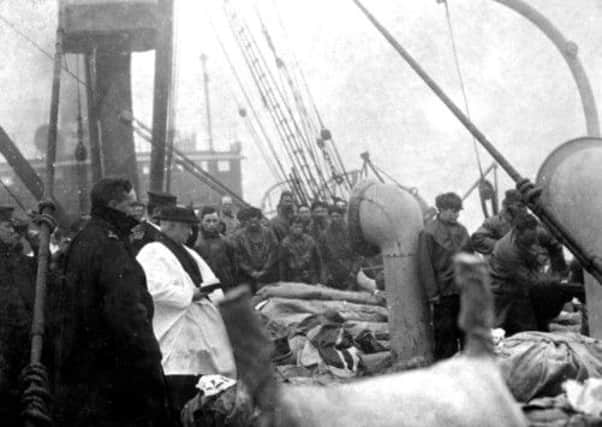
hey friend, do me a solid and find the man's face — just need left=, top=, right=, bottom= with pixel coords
left=246, top=216, right=261, bottom=231
left=110, top=190, right=137, bottom=216
left=201, top=212, right=220, bottom=233
left=222, top=202, right=233, bottom=216
left=280, top=195, right=295, bottom=213
left=164, top=221, right=193, bottom=245
left=298, top=207, right=311, bottom=223
left=291, top=222, right=304, bottom=237
left=330, top=212, right=344, bottom=227
left=131, top=205, right=145, bottom=222
left=312, top=206, right=328, bottom=222
left=439, top=208, right=460, bottom=224
left=0, top=220, right=18, bottom=247
left=335, top=200, right=347, bottom=213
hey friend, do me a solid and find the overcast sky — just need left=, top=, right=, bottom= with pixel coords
left=1, top=0, right=601, bottom=230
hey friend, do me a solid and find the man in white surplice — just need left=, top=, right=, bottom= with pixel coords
left=136, top=206, right=236, bottom=410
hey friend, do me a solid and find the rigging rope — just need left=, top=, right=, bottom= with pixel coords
left=210, top=18, right=290, bottom=184
left=267, top=0, right=352, bottom=192
left=440, top=0, right=486, bottom=178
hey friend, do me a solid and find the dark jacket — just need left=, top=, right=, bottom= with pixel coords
left=471, top=211, right=567, bottom=273
left=51, top=205, right=172, bottom=427
left=279, top=234, right=322, bottom=284
left=0, top=242, right=36, bottom=427
left=319, top=223, right=361, bottom=290
left=269, top=212, right=291, bottom=242
left=470, top=210, right=514, bottom=255
left=233, top=226, right=279, bottom=292
left=489, top=232, right=558, bottom=296
left=194, top=230, right=237, bottom=291
left=417, top=218, right=470, bottom=299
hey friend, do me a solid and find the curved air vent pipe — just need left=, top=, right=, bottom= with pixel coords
left=348, top=180, right=433, bottom=363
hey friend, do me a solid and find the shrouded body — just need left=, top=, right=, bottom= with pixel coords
left=536, top=136, right=602, bottom=337
left=348, top=180, right=433, bottom=362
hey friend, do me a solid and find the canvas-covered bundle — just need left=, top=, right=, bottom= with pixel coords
left=253, top=282, right=392, bottom=382
left=499, top=332, right=602, bottom=403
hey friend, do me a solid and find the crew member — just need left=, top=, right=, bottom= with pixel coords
left=471, top=189, right=566, bottom=274
left=489, top=213, right=564, bottom=336
left=297, top=203, right=312, bottom=233
left=52, top=178, right=173, bottom=427
left=194, top=206, right=237, bottom=292
left=233, top=207, right=279, bottom=292
left=137, top=206, right=236, bottom=412
left=417, top=192, right=470, bottom=360
left=320, top=205, right=361, bottom=290
left=269, top=191, right=295, bottom=242
left=309, top=200, right=329, bottom=243
left=219, top=196, right=239, bottom=235
left=279, top=215, right=322, bottom=284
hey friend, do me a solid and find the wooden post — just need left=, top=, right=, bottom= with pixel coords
left=84, top=50, right=103, bottom=184
left=149, top=0, right=174, bottom=193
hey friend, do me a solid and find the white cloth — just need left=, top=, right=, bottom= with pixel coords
left=137, top=242, right=237, bottom=378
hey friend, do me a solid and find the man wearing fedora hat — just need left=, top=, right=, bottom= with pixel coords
left=137, top=205, right=236, bottom=412
left=0, top=205, right=38, bottom=426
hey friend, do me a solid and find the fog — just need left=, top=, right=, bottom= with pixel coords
left=0, top=0, right=600, bottom=231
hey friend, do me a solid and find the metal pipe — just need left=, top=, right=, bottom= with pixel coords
left=352, top=0, right=602, bottom=283
left=349, top=181, right=432, bottom=362
left=149, top=0, right=174, bottom=193
left=23, top=20, right=63, bottom=427
left=492, top=0, right=600, bottom=137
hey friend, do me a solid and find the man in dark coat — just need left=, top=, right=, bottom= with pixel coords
left=233, top=207, right=279, bottom=293
left=130, top=190, right=177, bottom=254
left=297, top=203, right=312, bottom=234
left=489, top=213, right=564, bottom=336
left=319, top=205, right=361, bottom=290
left=51, top=178, right=173, bottom=427
left=0, top=206, right=37, bottom=427
left=417, top=192, right=470, bottom=360
left=269, top=191, right=295, bottom=242
left=309, top=200, right=329, bottom=243
left=471, top=189, right=566, bottom=274
left=279, top=216, right=322, bottom=284
left=194, top=206, right=237, bottom=292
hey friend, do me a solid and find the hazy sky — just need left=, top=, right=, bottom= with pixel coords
left=1, top=0, right=601, bottom=230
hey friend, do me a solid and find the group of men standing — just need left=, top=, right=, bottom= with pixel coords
left=418, top=189, right=572, bottom=360
left=0, top=176, right=371, bottom=427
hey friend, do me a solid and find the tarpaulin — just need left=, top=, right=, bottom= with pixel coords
left=499, top=332, right=602, bottom=402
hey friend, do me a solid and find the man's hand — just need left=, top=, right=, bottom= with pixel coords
left=192, top=288, right=210, bottom=301
left=428, top=295, right=441, bottom=305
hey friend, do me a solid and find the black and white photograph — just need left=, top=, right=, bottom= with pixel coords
left=0, top=1, right=601, bottom=426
